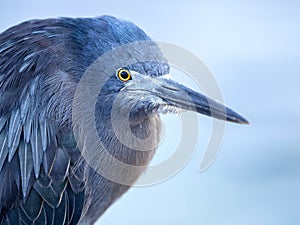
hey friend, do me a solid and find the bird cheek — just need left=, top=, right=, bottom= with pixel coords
left=128, top=97, right=160, bottom=118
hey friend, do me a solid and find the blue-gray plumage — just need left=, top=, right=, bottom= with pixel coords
left=0, top=15, right=248, bottom=224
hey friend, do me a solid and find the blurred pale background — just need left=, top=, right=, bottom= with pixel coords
left=1, top=1, right=299, bottom=225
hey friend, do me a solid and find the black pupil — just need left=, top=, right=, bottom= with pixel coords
left=120, top=71, right=129, bottom=80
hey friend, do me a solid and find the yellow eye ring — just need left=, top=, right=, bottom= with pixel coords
left=117, top=68, right=132, bottom=82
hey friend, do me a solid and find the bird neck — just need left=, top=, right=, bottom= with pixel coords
left=96, top=102, right=162, bottom=166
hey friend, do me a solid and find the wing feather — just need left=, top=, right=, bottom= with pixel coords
left=0, top=18, right=87, bottom=224
left=24, top=115, right=32, bottom=144
left=39, top=110, right=48, bottom=152
left=18, top=140, right=34, bottom=197
left=0, top=133, right=8, bottom=172
left=0, top=116, right=8, bottom=131
left=31, top=120, right=43, bottom=178
left=7, top=109, right=21, bottom=161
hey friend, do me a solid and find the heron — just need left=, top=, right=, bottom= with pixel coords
left=0, top=15, right=248, bottom=224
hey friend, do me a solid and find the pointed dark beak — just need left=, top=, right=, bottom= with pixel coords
left=130, top=75, right=249, bottom=124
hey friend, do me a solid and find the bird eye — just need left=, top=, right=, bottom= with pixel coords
left=117, top=68, right=132, bottom=82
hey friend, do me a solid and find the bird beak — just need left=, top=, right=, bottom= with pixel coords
left=129, top=75, right=248, bottom=124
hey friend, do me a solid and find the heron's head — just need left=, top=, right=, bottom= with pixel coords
left=99, top=63, right=248, bottom=124
left=86, top=16, right=248, bottom=124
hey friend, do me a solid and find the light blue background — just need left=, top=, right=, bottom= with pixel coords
left=1, top=1, right=299, bottom=225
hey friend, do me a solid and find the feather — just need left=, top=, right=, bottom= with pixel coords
left=20, top=188, right=43, bottom=222
left=33, top=181, right=67, bottom=208
left=0, top=133, right=8, bottom=172
left=0, top=74, right=5, bottom=84
left=20, top=93, right=31, bottom=123
left=36, top=176, right=52, bottom=188
left=23, top=52, right=36, bottom=62
left=34, top=185, right=60, bottom=208
left=42, top=144, right=56, bottom=175
left=8, top=121, right=22, bottom=162
left=29, top=76, right=39, bottom=97
left=39, top=110, right=47, bottom=152
left=44, top=203, right=54, bottom=225
left=31, top=120, right=43, bottom=178
left=0, top=162, right=19, bottom=220
left=6, top=207, right=20, bottom=224
left=52, top=191, right=67, bottom=225
left=24, top=116, right=32, bottom=143
left=19, top=62, right=31, bottom=73
left=64, top=193, right=70, bottom=225
left=18, top=141, right=33, bottom=197
left=52, top=181, right=68, bottom=206
left=68, top=169, right=85, bottom=193
left=69, top=189, right=85, bottom=225
left=34, top=205, right=47, bottom=225
left=1, top=216, right=9, bottom=225
left=8, top=109, right=21, bottom=148
left=18, top=207, right=32, bottom=225
left=12, top=157, right=21, bottom=191
left=67, top=188, right=75, bottom=222
left=49, top=148, right=70, bottom=184
left=0, top=41, right=14, bottom=54
left=0, top=115, right=8, bottom=132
